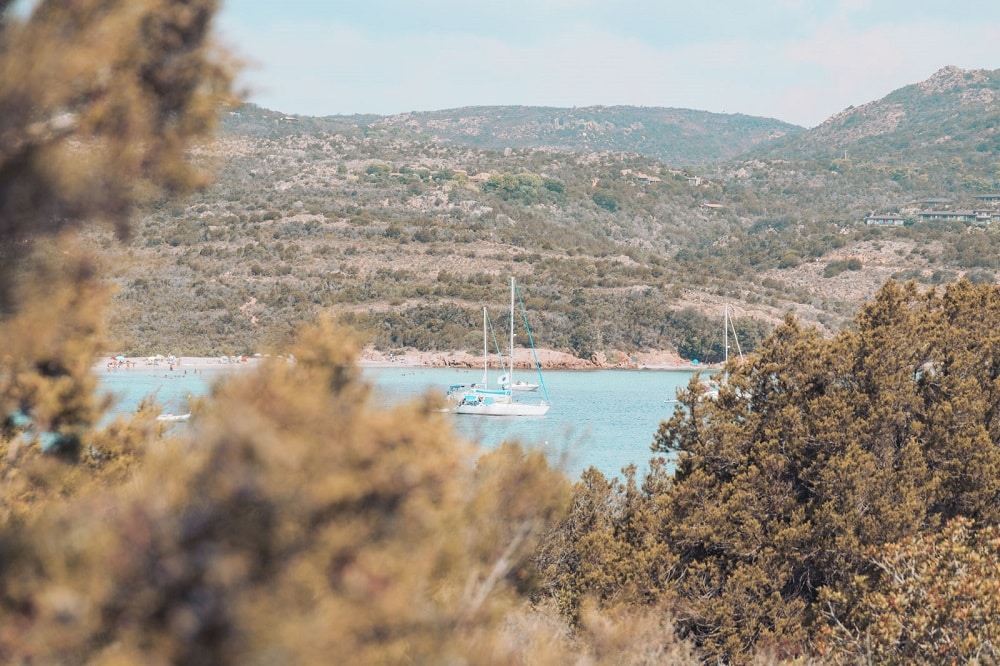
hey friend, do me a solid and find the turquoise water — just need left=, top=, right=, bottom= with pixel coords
left=98, top=364, right=699, bottom=480
left=97, top=366, right=236, bottom=419
left=366, top=367, right=696, bottom=479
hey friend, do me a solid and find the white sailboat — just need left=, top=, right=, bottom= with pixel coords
left=702, top=305, right=744, bottom=399
left=453, top=277, right=550, bottom=416
left=496, top=374, right=540, bottom=392
left=666, top=305, right=743, bottom=403
left=723, top=303, right=743, bottom=365
left=156, top=412, right=191, bottom=422
left=446, top=307, right=511, bottom=404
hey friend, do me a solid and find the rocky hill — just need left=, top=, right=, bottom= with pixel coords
left=759, top=66, right=1000, bottom=166
left=96, top=67, right=999, bottom=359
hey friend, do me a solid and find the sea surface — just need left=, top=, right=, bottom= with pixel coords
left=98, top=365, right=228, bottom=418
left=97, top=364, right=701, bottom=480
left=365, top=366, right=698, bottom=479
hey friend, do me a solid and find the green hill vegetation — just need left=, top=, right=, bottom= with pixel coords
left=3, top=3, right=1000, bottom=663
left=97, top=73, right=999, bottom=359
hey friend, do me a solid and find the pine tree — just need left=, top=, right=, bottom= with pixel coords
left=647, top=279, right=1000, bottom=661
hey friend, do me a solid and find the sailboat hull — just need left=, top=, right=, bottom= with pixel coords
left=452, top=396, right=549, bottom=416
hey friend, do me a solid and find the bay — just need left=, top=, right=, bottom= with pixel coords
left=365, top=366, right=696, bottom=480
left=97, top=364, right=699, bottom=480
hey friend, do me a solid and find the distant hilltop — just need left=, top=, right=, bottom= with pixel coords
left=222, top=103, right=803, bottom=166
left=223, top=66, right=999, bottom=169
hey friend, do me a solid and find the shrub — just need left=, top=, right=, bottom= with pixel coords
left=817, top=517, right=1000, bottom=663
left=824, top=257, right=863, bottom=277
left=777, top=250, right=801, bottom=269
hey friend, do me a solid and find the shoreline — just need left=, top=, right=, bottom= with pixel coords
left=355, top=346, right=709, bottom=372
left=96, top=354, right=265, bottom=373
left=95, top=348, right=711, bottom=373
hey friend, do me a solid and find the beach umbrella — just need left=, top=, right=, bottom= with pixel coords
left=115, top=355, right=126, bottom=362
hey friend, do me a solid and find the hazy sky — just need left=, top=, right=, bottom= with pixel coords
left=216, top=1, right=1000, bottom=128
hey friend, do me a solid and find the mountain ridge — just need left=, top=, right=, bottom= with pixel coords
left=361, top=105, right=802, bottom=165
left=229, top=104, right=804, bottom=166
left=230, top=65, right=999, bottom=170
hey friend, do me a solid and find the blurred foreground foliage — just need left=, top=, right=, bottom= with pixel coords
left=0, top=0, right=233, bottom=310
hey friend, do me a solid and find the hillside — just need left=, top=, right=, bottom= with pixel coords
left=97, top=67, right=999, bottom=359
left=760, top=66, right=1000, bottom=168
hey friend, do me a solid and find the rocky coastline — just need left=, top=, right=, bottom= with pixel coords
left=357, top=346, right=703, bottom=371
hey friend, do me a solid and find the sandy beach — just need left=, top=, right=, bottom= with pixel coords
left=96, top=354, right=266, bottom=373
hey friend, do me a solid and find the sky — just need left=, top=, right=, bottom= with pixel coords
left=216, top=1, right=1000, bottom=128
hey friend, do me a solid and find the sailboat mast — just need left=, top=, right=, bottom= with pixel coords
left=509, top=277, right=515, bottom=389
left=482, top=306, right=488, bottom=385
left=724, top=305, right=729, bottom=364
